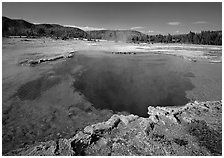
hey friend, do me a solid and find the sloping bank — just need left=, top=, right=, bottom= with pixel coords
left=5, top=100, right=222, bottom=156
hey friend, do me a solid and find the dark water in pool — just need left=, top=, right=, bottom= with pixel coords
left=11, top=53, right=195, bottom=117
left=73, top=54, right=195, bottom=117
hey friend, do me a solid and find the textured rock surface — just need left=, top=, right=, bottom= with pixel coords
left=19, top=51, right=76, bottom=66
left=5, top=100, right=222, bottom=156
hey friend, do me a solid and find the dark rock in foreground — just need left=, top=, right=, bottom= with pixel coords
left=5, top=100, right=222, bottom=156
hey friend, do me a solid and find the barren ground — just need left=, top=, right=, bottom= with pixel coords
left=2, top=37, right=222, bottom=155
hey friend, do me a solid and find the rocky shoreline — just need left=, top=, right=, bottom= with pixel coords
left=18, top=51, right=76, bottom=66
left=5, top=100, right=222, bottom=156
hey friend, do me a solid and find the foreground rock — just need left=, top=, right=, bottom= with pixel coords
left=5, top=100, right=222, bottom=156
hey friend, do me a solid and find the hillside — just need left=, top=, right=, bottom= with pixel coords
left=3, top=16, right=35, bottom=36
left=87, top=30, right=148, bottom=42
left=2, top=16, right=221, bottom=45
left=2, top=16, right=88, bottom=39
left=2, top=17, right=147, bottom=42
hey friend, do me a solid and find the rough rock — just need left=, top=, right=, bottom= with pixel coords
left=5, top=100, right=222, bottom=156
left=112, top=51, right=137, bottom=55
left=19, top=51, right=76, bottom=66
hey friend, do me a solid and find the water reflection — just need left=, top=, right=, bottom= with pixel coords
left=73, top=54, right=195, bottom=117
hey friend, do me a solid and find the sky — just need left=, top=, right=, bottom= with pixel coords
left=2, top=2, right=222, bottom=35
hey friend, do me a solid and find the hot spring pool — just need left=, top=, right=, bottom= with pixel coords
left=71, top=53, right=195, bottom=117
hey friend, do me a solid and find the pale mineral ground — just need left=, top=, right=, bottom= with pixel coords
left=2, top=37, right=222, bottom=155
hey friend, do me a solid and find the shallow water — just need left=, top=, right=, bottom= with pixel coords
left=13, top=75, right=61, bottom=101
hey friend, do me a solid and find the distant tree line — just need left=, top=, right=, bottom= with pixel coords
left=131, top=35, right=150, bottom=43
left=132, top=31, right=222, bottom=45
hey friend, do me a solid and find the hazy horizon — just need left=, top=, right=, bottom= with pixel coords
left=2, top=2, right=222, bottom=35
